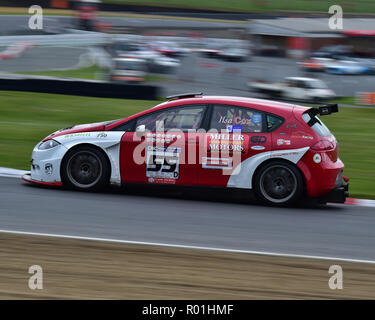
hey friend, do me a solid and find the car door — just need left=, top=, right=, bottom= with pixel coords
left=120, top=104, right=207, bottom=186
left=197, top=104, right=272, bottom=187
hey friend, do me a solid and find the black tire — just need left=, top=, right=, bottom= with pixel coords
left=253, top=161, right=304, bottom=206
left=61, top=146, right=110, bottom=191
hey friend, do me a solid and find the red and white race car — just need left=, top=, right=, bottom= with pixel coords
left=23, top=93, right=349, bottom=205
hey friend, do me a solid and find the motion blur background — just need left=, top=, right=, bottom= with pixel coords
left=0, top=0, right=374, bottom=198
left=0, top=0, right=375, bottom=299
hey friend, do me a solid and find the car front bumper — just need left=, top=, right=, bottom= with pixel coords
left=29, top=142, right=67, bottom=184
left=22, top=173, right=63, bottom=187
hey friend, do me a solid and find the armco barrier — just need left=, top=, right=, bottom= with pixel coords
left=0, top=77, right=160, bottom=100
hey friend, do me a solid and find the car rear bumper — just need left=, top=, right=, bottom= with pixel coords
left=318, top=181, right=349, bottom=204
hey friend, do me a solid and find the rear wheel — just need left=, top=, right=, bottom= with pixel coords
left=254, top=161, right=303, bottom=205
left=61, top=146, right=110, bottom=191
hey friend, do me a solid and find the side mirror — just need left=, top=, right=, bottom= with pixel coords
left=136, top=124, right=146, bottom=137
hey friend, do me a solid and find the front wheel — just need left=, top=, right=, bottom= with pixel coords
left=61, top=146, right=110, bottom=191
left=254, top=161, right=304, bottom=206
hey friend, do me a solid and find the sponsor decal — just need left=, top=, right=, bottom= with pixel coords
left=146, top=146, right=181, bottom=179
left=146, top=132, right=181, bottom=144
left=133, top=128, right=243, bottom=176
left=291, top=132, right=314, bottom=140
left=97, top=132, right=107, bottom=138
left=250, top=136, right=267, bottom=144
left=64, top=133, right=90, bottom=138
left=148, top=177, right=176, bottom=184
left=272, top=151, right=300, bottom=157
left=202, top=157, right=232, bottom=169
left=251, top=145, right=265, bottom=151
left=251, top=113, right=262, bottom=125
left=209, top=133, right=244, bottom=141
left=313, top=153, right=322, bottom=164
left=219, top=115, right=258, bottom=125
left=226, top=125, right=242, bottom=133
left=302, top=135, right=314, bottom=140
left=277, top=139, right=291, bottom=146
left=208, top=133, right=245, bottom=153
left=232, top=125, right=243, bottom=132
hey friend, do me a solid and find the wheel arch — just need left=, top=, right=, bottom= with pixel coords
left=227, top=147, right=309, bottom=190
left=60, top=143, right=112, bottom=181
left=252, top=157, right=306, bottom=194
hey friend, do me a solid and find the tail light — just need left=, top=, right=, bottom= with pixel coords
left=311, top=140, right=335, bottom=151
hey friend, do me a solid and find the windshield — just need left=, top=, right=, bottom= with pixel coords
left=115, top=60, right=145, bottom=71
left=113, top=42, right=139, bottom=52
left=302, top=112, right=331, bottom=137
left=308, top=80, right=327, bottom=89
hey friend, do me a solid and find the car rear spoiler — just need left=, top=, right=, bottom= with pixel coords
left=308, top=103, right=339, bottom=117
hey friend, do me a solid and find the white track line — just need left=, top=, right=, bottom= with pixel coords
left=0, top=167, right=27, bottom=178
left=0, top=229, right=375, bottom=265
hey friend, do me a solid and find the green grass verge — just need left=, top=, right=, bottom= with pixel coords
left=0, top=90, right=373, bottom=199
left=16, top=65, right=169, bottom=82
left=320, top=107, right=375, bottom=199
left=330, top=97, right=356, bottom=105
left=0, top=91, right=158, bottom=169
left=20, top=65, right=104, bottom=80
left=330, top=96, right=374, bottom=106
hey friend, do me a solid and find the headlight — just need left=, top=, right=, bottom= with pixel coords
left=38, top=139, right=60, bottom=150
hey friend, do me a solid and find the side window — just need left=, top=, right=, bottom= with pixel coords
left=136, top=105, right=206, bottom=132
left=210, top=105, right=264, bottom=133
left=298, top=80, right=307, bottom=89
left=266, top=114, right=284, bottom=132
left=110, top=119, right=135, bottom=132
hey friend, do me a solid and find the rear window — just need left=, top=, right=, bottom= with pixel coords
left=302, top=112, right=331, bottom=137
left=266, top=114, right=284, bottom=132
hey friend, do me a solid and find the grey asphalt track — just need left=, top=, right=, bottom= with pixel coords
left=0, top=46, right=88, bottom=72
left=168, top=54, right=375, bottom=98
left=0, top=176, right=374, bottom=261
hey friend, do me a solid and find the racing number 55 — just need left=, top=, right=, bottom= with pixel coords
left=146, top=152, right=179, bottom=178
